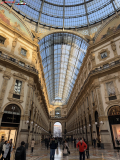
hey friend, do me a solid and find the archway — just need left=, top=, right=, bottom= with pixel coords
left=53, top=122, right=62, bottom=137
left=0, top=104, right=21, bottom=147
left=108, top=105, right=120, bottom=149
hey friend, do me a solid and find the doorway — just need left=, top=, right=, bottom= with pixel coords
left=53, top=122, right=62, bottom=137
left=108, top=105, right=120, bottom=149
left=0, top=104, right=21, bottom=148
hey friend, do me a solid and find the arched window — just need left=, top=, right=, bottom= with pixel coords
left=2, top=104, right=21, bottom=124
left=55, top=107, right=61, bottom=117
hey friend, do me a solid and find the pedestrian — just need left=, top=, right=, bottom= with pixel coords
left=0, top=140, right=4, bottom=158
left=3, top=139, right=13, bottom=160
left=76, top=138, right=87, bottom=160
left=63, top=140, right=70, bottom=160
left=46, top=138, right=49, bottom=150
left=15, top=141, right=26, bottom=160
left=31, top=139, right=35, bottom=153
left=93, top=138, right=96, bottom=148
left=84, top=140, right=89, bottom=159
left=1, top=141, right=8, bottom=160
left=74, top=138, right=76, bottom=148
left=50, top=137, right=57, bottom=160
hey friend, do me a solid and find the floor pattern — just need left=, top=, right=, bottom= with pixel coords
left=10, top=143, right=120, bottom=160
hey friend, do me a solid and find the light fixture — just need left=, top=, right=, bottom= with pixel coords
left=89, top=124, right=91, bottom=127
left=84, top=126, right=86, bottom=128
left=31, top=121, right=33, bottom=124
left=95, top=122, right=97, bottom=125
left=100, top=121, right=104, bottom=124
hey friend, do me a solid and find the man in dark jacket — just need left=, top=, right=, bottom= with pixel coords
left=15, top=141, right=26, bottom=160
left=50, top=137, right=57, bottom=160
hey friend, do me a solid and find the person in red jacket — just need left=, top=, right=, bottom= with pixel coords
left=76, top=138, right=87, bottom=160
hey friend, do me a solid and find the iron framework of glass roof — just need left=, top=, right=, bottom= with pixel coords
left=39, top=33, right=89, bottom=106
left=7, top=0, right=120, bottom=29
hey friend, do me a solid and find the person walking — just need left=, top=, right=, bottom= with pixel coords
left=0, top=140, right=4, bottom=159
left=50, top=137, right=57, bottom=160
left=31, top=139, right=35, bottom=153
left=93, top=138, right=96, bottom=148
left=1, top=141, right=8, bottom=160
left=3, top=139, right=13, bottom=160
left=15, top=141, right=26, bottom=160
left=63, top=140, right=70, bottom=160
left=74, top=138, right=76, bottom=148
left=46, top=138, right=49, bottom=150
left=76, top=138, right=87, bottom=160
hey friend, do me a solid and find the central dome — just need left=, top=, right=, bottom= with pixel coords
left=9, top=0, right=120, bottom=29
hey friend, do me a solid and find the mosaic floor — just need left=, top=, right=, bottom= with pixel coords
left=10, top=142, right=120, bottom=160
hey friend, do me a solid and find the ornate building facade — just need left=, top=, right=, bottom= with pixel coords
left=0, top=2, right=120, bottom=149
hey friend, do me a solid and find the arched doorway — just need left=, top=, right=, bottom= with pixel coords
left=108, top=105, right=120, bottom=149
left=0, top=104, right=21, bottom=147
left=53, top=122, right=62, bottom=137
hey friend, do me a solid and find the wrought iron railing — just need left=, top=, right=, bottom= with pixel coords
left=0, top=51, right=38, bottom=74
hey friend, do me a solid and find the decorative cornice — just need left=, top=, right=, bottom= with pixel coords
left=13, top=72, right=27, bottom=81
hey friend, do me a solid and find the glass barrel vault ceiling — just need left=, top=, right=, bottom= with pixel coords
left=8, top=0, right=120, bottom=29
left=39, top=33, right=89, bottom=106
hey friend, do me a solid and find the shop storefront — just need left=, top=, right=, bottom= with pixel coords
left=108, top=106, right=120, bottom=149
left=0, top=104, right=21, bottom=148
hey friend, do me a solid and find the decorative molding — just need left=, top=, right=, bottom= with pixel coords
left=0, top=69, right=11, bottom=108
left=97, top=48, right=110, bottom=61
left=0, top=33, right=9, bottom=48
left=11, top=35, right=19, bottom=54
left=18, top=45, right=30, bottom=59
left=111, top=40, right=118, bottom=56
left=13, top=72, right=27, bottom=81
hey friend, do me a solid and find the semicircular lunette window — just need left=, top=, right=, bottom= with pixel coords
left=39, top=33, right=89, bottom=106
left=7, top=0, right=120, bottom=29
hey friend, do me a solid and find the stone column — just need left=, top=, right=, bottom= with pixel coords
left=0, top=68, right=11, bottom=109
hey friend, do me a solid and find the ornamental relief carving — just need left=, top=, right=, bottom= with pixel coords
left=18, top=45, right=30, bottom=59
left=0, top=33, right=9, bottom=48
left=11, top=36, right=19, bottom=54
left=97, top=48, right=110, bottom=61
left=111, top=40, right=118, bottom=56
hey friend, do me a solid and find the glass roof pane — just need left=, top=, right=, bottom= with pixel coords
left=8, top=0, right=120, bottom=28
left=39, top=33, right=89, bottom=106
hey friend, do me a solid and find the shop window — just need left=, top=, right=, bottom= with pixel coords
left=0, top=36, right=6, bottom=44
left=101, top=52, right=107, bottom=59
left=106, top=81, right=117, bottom=101
left=19, top=61, right=25, bottom=67
left=21, top=48, right=27, bottom=56
left=14, top=80, right=22, bottom=95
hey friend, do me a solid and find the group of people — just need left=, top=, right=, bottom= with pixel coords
left=49, top=137, right=88, bottom=160
left=0, top=139, right=13, bottom=160
left=0, top=139, right=26, bottom=160
left=0, top=137, right=89, bottom=160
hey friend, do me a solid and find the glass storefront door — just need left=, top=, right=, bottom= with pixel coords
left=112, top=124, right=120, bottom=147
left=0, top=129, right=18, bottom=147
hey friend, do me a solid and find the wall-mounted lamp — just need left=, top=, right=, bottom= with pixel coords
left=89, top=124, right=91, bottom=127
left=31, top=121, right=33, bottom=124
left=100, top=121, right=104, bottom=124
left=95, top=122, right=97, bottom=125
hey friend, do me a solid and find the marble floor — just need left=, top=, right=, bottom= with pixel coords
left=18, top=142, right=120, bottom=160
